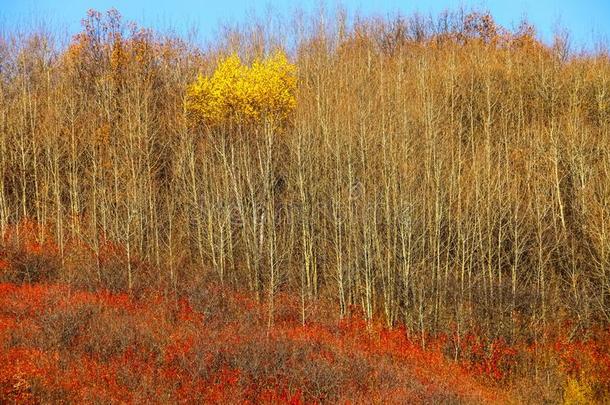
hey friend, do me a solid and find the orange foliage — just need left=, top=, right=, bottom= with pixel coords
left=0, top=280, right=513, bottom=404
left=0, top=275, right=609, bottom=403
left=1, top=219, right=608, bottom=402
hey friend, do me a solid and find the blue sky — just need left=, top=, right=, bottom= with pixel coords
left=1, top=0, right=609, bottom=50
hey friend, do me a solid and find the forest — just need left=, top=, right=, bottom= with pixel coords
left=0, top=7, right=609, bottom=403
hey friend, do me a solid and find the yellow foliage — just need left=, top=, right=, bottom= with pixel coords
left=186, top=51, right=297, bottom=127
left=563, top=377, right=594, bottom=405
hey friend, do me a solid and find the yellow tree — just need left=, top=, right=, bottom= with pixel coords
left=186, top=51, right=296, bottom=128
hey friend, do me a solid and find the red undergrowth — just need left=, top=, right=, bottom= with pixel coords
left=0, top=281, right=514, bottom=404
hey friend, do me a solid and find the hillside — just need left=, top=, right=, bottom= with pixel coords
left=1, top=7, right=610, bottom=403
